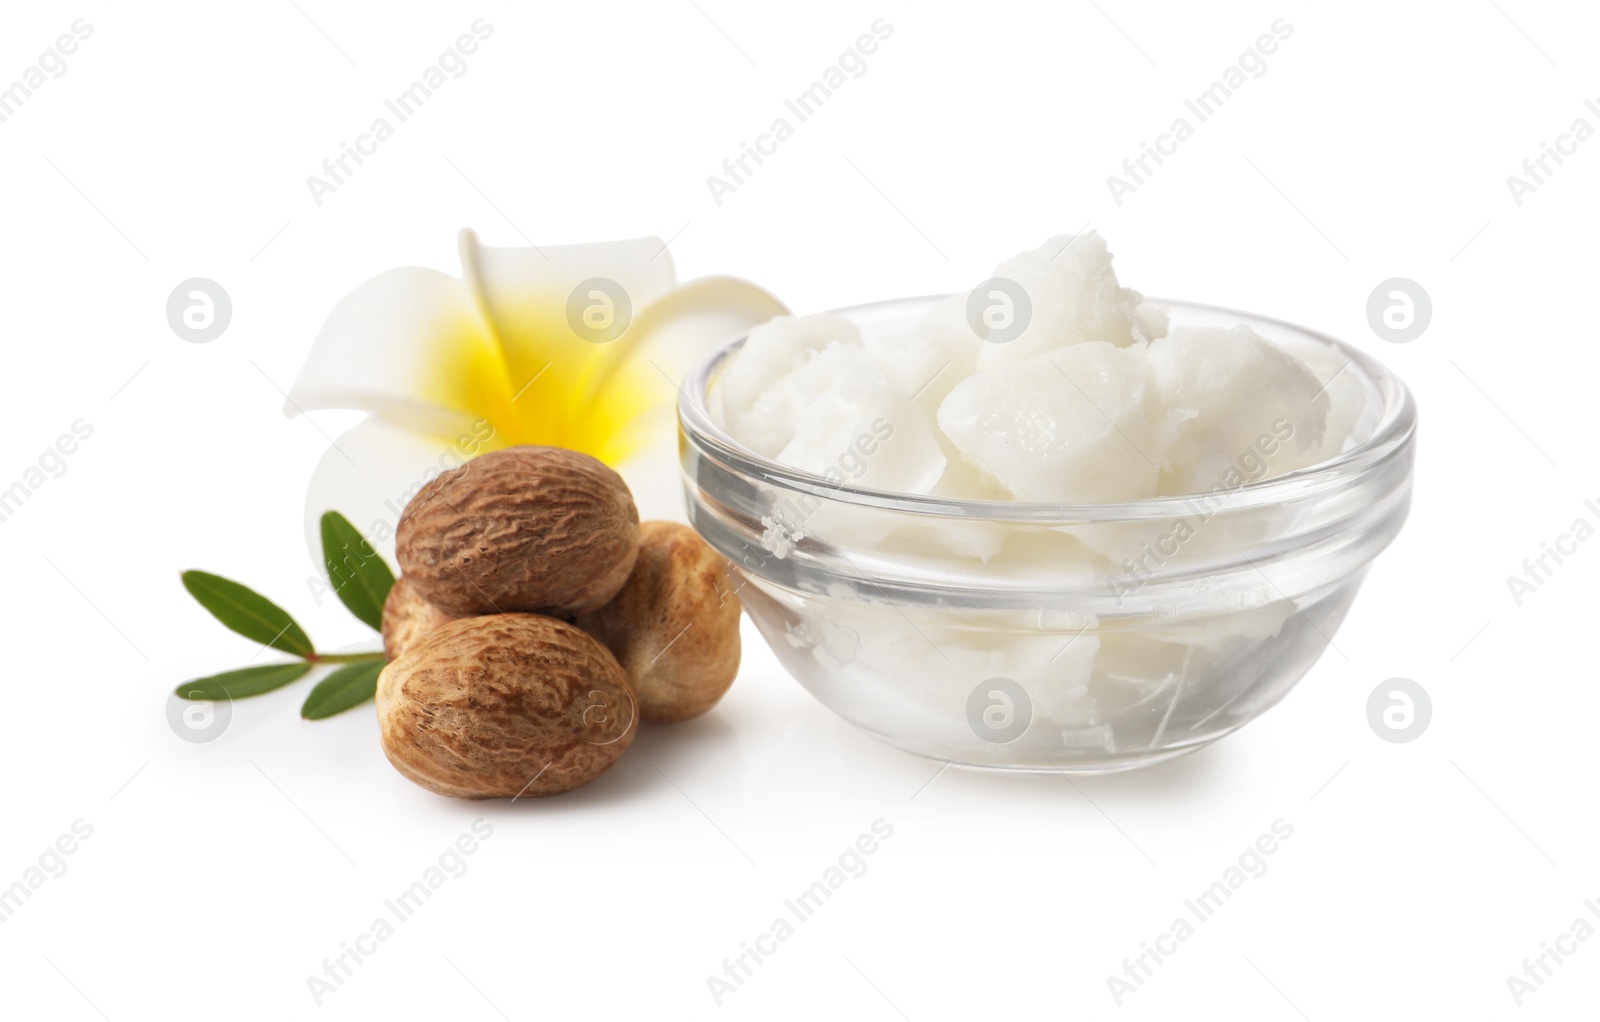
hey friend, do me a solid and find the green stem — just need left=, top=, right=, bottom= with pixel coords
left=308, top=652, right=387, bottom=664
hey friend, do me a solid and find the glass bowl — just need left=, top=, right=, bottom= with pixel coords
left=677, top=296, right=1416, bottom=773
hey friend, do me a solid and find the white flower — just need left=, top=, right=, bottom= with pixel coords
left=286, top=229, right=786, bottom=564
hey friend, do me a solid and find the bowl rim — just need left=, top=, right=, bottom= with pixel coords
left=678, top=294, right=1417, bottom=523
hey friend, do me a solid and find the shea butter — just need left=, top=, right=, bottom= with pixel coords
left=691, top=234, right=1408, bottom=769
left=711, top=232, right=1346, bottom=505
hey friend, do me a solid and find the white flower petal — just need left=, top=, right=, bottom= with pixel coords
left=285, top=267, right=511, bottom=437
left=459, top=228, right=678, bottom=319
left=615, top=275, right=789, bottom=386
left=458, top=229, right=680, bottom=433
left=301, top=417, right=506, bottom=572
left=460, top=227, right=672, bottom=375
left=588, top=275, right=788, bottom=464
left=614, top=431, right=691, bottom=524
left=595, top=278, right=785, bottom=525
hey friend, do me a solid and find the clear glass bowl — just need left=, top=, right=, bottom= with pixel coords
left=678, top=297, right=1416, bottom=773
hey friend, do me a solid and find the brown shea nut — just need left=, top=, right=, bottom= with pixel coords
left=376, top=614, right=637, bottom=799
left=380, top=576, right=460, bottom=661
left=576, top=521, right=741, bottom=724
left=395, top=446, right=640, bottom=616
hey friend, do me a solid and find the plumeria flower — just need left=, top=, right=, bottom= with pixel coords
left=287, top=229, right=786, bottom=563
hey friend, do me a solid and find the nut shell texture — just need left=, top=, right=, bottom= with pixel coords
left=577, top=521, right=741, bottom=723
left=376, top=614, right=637, bottom=799
left=381, top=576, right=459, bottom=661
left=395, top=446, right=640, bottom=616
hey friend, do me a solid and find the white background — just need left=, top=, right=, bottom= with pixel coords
left=1, top=1, right=1596, bottom=1018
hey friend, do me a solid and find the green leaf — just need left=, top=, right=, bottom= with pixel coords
left=321, top=511, right=395, bottom=633
left=175, top=662, right=312, bottom=700
left=181, top=570, right=316, bottom=658
left=301, top=659, right=387, bottom=720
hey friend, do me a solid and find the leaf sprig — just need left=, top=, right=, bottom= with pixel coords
left=174, top=511, right=395, bottom=720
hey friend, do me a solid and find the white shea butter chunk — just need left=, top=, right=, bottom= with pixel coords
left=975, top=231, right=1163, bottom=372
left=710, top=236, right=1357, bottom=513
left=1279, top=335, right=1372, bottom=462
left=938, top=343, right=1160, bottom=503
left=776, top=347, right=947, bottom=494
left=1146, top=326, right=1330, bottom=496
left=865, top=293, right=980, bottom=415
left=711, top=314, right=860, bottom=456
